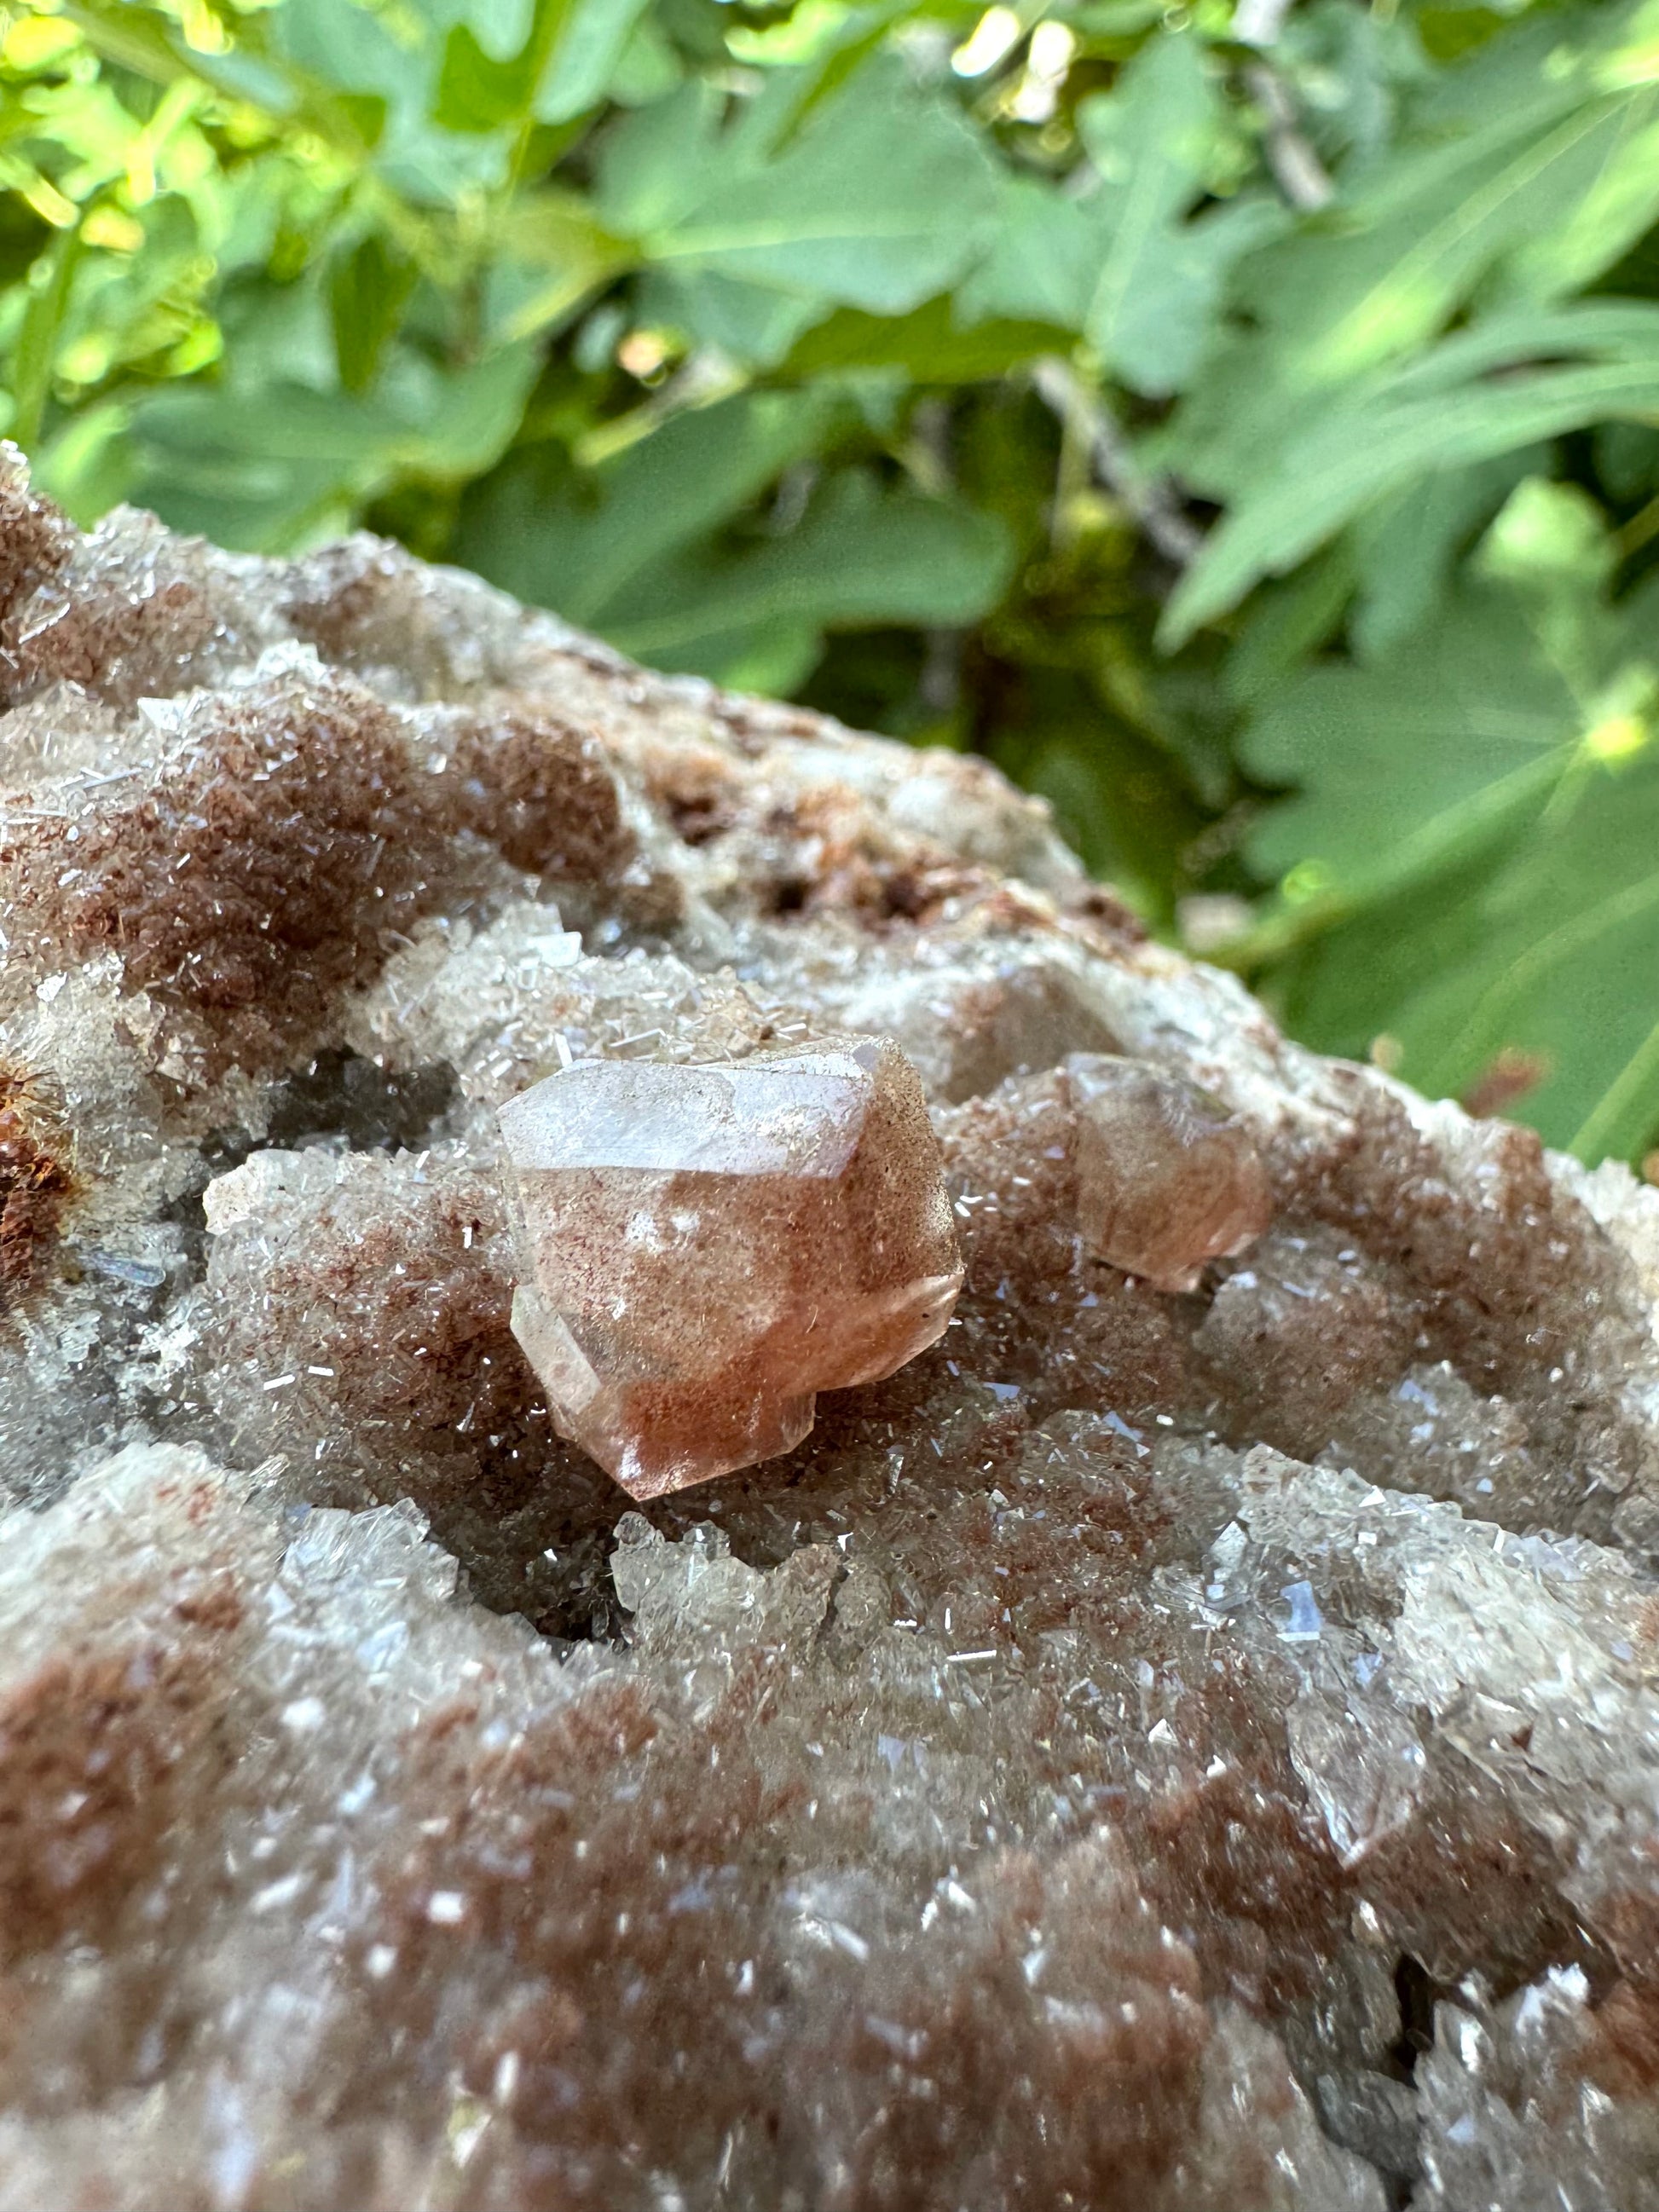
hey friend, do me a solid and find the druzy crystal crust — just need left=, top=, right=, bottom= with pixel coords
left=13, top=450, right=1659, bottom=2210
left=499, top=1037, right=963, bottom=1494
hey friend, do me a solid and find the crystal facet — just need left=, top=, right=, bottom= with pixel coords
left=498, top=1037, right=963, bottom=1494
left=1066, top=1053, right=1272, bottom=1291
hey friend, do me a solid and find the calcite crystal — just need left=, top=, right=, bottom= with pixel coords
left=499, top=1037, right=962, bottom=1493
left=1066, top=1050, right=1272, bottom=1290
left=9, top=445, right=1659, bottom=2208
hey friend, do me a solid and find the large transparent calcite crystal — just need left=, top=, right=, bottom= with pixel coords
left=499, top=1038, right=962, bottom=1493
left=11, top=444, right=1659, bottom=2209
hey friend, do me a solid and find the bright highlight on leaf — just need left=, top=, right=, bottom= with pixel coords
left=1583, top=713, right=1649, bottom=765
left=951, top=7, right=1022, bottom=78
left=1280, top=858, right=1335, bottom=906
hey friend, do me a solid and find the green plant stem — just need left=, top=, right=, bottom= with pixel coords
left=1570, top=1011, right=1659, bottom=1162
left=12, top=224, right=83, bottom=454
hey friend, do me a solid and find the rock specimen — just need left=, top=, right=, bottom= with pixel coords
left=7, top=445, right=1659, bottom=2208
left=498, top=1038, right=962, bottom=1493
left=1066, top=1051, right=1272, bottom=1290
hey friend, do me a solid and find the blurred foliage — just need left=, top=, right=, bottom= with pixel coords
left=6, top=0, right=1659, bottom=1164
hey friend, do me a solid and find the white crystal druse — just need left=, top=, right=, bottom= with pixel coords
left=3, top=447, right=1659, bottom=2212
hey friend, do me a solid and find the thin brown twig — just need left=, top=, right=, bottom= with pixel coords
left=1032, top=357, right=1205, bottom=568
left=1243, top=61, right=1334, bottom=213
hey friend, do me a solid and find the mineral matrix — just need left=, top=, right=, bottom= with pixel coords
left=3, top=447, right=1659, bottom=2208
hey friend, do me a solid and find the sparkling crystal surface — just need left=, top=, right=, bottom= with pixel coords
left=499, top=1037, right=963, bottom=1493
left=7, top=444, right=1659, bottom=2208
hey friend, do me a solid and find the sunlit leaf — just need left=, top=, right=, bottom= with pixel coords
left=454, top=387, right=847, bottom=621
left=598, top=54, right=999, bottom=315
left=1164, top=303, right=1659, bottom=642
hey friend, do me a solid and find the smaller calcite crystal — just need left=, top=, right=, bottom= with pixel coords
left=498, top=1037, right=963, bottom=1496
left=1066, top=1052, right=1271, bottom=1291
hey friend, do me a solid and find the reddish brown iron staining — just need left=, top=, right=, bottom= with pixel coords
left=4, top=676, right=446, bottom=1076
left=3, top=678, right=636, bottom=1081
left=0, top=1601, right=241, bottom=1963
left=1265, top=1080, right=1656, bottom=1510
left=448, top=704, right=633, bottom=886
left=248, top=1164, right=525, bottom=1441
left=12, top=567, right=225, bottom=712
left=779, top=788, right=986, bottom=925
left=0, top=1070, right=77, bottom=1306
left=0, top=465, right=72, bottom=627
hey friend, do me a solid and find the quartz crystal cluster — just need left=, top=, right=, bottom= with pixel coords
left=8, top=444, right=1659, bottom=2208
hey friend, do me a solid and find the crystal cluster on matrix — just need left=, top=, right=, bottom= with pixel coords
left=8, top=442, right=1659, bottom=2208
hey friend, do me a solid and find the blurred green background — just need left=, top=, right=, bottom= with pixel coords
left=5, top=0, right=1659, bottom=1164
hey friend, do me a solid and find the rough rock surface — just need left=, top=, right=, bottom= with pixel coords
left=5, top=445, right=1659, bottom=2207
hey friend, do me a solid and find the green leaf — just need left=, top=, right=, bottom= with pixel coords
left=535, top=0, right=655, bottom=125
left=596, top=467, right=1014, bottom=668
left=1349, top=450, right=1543, bottom=661
left=129, top=341, right=539, bottom=552
left=953, top=177, right=1097, bottom=332
left=328, top=233, right=417, bottom=395
left=1240, top=583, right=1575, bottom=895
left=598, top=54, right=1000, bottom=316
left=1227, top=14, right=1659, bottom=391
left=1280, top=724, right=1659, bottom=1157
left=783, top=294, right=1072, bottom=384
left=453, top=387, right=848, bottom=623
left=1163, top=302, right=1659, bottom=643
left=435, top=20, right=532, bottom=133
left=1239, top=564, right=1659, bottom=1157
left=1075, top=38, right=1248, bottom=396
left=958, top=44, right=1275, bottom=395
left=635, top=268, right=827, bottom=372
left=10, top=222, right=84, bottom=452
left=484, top=188, right=635, bottom=345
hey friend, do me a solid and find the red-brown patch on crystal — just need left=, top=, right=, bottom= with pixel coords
left=0, top=1603, right=241, bottom=1962
left=357, top=1663, right=1213, bottom=2212
left=448, top=704, right=634, bottom=886
left=1270, top=1077, right=1655, bottom=1510
left=826, top=1842, right=1211, bottom=2212
left=641, top=742, right=744, bottom=847
left=278, top=534, right=454, bottom=686
left=209, top=1154, right=624, bottom=1634
left=769, top=788, right=986, bottom=926
left=1057, top=879, right=1151, bottom=950
left=1133, top=1715, right=1350, bottom=2015
left=14, top=572, right=223, bottom=711
left=1571, top=1974, right=1659, bottom=2102
left=0, top=1067, right=78, bottom=1308
left=1361, top=1759, right=1585, bottom=1991
left=0, top=463, right=72, bottom=662
left=1194, top=1228, right=1417, bottom=1458
left=356, top=1677, right=773, bottom=2204
left=4, top=674, right=452, bottom=1078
